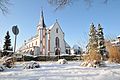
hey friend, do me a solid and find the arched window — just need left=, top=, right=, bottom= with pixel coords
left=56, top=28, right=58, bottom=33
left=32, top=43, right=33, bottom=47
left=29, top=44, right=30, bottom=48
left=30, top=50, right=34, bottom=55
left=55, top=37, right=59, bottom=48
left=36, top=41, right=37, bottom=45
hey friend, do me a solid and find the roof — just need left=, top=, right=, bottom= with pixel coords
left=117, top=35, right=120, bottom=38
left=28, top=34, right=38, bottom=42
left=65, top=41, right=71, bottom=48
left=48, top=20, right=64, bottom=34
left=37, top=10, right=46, bottom=28
left=49, top=23, right=55, bottom=30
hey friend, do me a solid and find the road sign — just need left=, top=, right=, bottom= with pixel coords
left=12, top=25, right=19, bottom=35
left=12, top=25, right=19, bottom=53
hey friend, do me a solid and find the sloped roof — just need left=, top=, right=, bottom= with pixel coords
left=37, top=10, right=46, bottom=28
left=117, top=35, right=120, bottom=38
left=49, top=23, right=54, bottom=30
left=48, top=21, right=64, bottom=34
left=65, top=41, right=71, bottom=48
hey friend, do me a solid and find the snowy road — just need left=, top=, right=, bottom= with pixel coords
left=0, top=61, right=120, bottom=80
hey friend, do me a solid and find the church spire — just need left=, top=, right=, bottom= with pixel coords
left=38, top=10, right=46, bottom=28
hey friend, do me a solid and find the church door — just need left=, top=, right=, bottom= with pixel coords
left=55, top=49, right=60, bottom=55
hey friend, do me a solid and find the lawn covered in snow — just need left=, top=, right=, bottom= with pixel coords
left=0, top=61, right=120, bottom=80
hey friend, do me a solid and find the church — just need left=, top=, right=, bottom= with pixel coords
left=18, top=11, right=70, bottom=56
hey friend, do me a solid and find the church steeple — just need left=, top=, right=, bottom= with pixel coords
left=38, top=10, right=46, bottom=28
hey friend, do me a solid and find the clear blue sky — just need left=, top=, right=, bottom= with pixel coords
left=0, top=0, right=120, bottom=50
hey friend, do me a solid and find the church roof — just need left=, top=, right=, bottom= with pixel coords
left=28, top=34, right=38, bottom=42
left=49, top=23, right=54, bottom=30
left=48, top=20, right=64, bottom=34
left=65, top=41, right=71, bottom=48
left=117, top=35, right=120, bottom=38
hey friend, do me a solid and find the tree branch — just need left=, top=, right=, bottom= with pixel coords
left=0, top=0, right=10, bottom=15
left=48, top=0, right=109, bottom=11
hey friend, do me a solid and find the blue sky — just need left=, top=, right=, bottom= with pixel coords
left=0, top=0, right=120, bottom=50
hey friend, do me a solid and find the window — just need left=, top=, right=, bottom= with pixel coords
left=29, top=44, right=30, bottom=48
left=36, top=41, right=37, bottom=45
left=56, top=28, right=58, bottom=33
left=55, top=37, right=59, bottom=48
left=32, top=43, right=33, bottom=47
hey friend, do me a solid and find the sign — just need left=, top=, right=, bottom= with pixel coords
left=12, top=25, right=19, bottom=35
left=12, top=25, right=19, bottom=53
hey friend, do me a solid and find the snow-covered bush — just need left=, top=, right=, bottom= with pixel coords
left=83, top=50, right=102, bottom=62
left=0, top=56, right=14, bottom=68
left=57, top=59, right=68, bottom=64
left=0, top=64, right=5, bottom=72
left=3, top=57, right=14, bottom=68
left=23, top=61, right=40, bottom=69
left=81, top=50, right=104, bottom=67
left=81, top=60, right=105, bottom=68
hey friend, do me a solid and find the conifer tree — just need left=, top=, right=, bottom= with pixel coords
left=87, top=23, right=98, bottom=53
left=2, top=31, right=13, bottom=56
left=81, top=23, right=102, bottom=67
left=97, top=24, right=106, bottom=57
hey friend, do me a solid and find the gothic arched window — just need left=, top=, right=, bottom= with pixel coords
left=56, top=28, right=58, bottom=33
left=36, top=41, right=37, bottom=45
left=55, top=37, right=59, bottom=48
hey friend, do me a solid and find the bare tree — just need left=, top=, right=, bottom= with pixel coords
left=0, top=0, right=10, bottom=14
left=48, top=0, right=109, bottom=10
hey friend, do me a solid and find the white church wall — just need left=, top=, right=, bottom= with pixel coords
left=49, top=22, right=66, bottom=56
left=23, top=36, right=39, bottom=53
left=34, top=46, right=40, bottom=56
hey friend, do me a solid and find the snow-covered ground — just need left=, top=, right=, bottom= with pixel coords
left=0, top=61, right=120, bottom=80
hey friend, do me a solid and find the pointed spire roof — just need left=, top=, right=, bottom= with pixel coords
left=38, top=10, right=46, bottom=28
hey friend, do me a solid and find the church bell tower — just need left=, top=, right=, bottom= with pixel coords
left=37, top=10, right=47, bottom=55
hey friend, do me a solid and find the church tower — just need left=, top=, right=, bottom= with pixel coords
left=37, top=10, right=47, bottom=55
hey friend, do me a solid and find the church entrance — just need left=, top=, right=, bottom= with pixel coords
left=55, top=49, right=60, bottom=55
left=55, top=48, right=60, bottom=60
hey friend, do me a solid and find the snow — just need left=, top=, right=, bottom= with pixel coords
left=57, top=59, right=68, bottom=64
left=0, top=64, right=5, bottom=71
left=0, top=61, right=120, bottom=80
left=23, top=61, right=40, bottom=69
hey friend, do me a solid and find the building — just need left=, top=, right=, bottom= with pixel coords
left=111, top=35, right=120, bottom=46
left=18, top=11, right=70, bottom=56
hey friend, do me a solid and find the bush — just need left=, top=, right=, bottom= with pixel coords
left=83, top=50, right=102, bottom=62
left=23, top=61, right=40, bottom=69
left=57, top=59, right=68, bottom=64
left=81, top=50, right=103, bottom=67
left=106, top=42, right=120, bottom=63
left=1, top=56, right=14, bottom=68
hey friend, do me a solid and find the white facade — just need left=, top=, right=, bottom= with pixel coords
left=49, top=21, right=66, bottom=56
left=18, top=11, right=70, bottom=56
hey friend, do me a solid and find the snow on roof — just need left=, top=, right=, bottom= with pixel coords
left=28, top=34, right=38, bottom=42
left=111, top=40, right=119, bottom=44
left=65, top=41, right=71, bottom=48
left=117, top=35, right=120, bottom=38
left=49, top=23, right=55, bottom=30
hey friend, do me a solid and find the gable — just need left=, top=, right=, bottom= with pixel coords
left=49, top=21, right=64, bottom=34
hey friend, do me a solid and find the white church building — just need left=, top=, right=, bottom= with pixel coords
left=18, top=11, right=70, bottom=56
